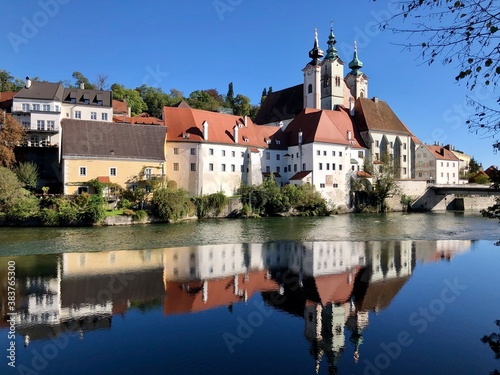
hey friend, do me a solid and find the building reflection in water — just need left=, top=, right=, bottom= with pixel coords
left=0, top=240, right=472, bottom=372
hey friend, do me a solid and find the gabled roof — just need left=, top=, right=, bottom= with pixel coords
left=62, top=88, right=112, bottom=107
left=254, top=84, right=304, bottom=125
left=290, top=171, right=312, bottom=180
left=0, top=91, right=16, bottom=110
left=163, top=106, right=277, bottom=148
left=61, top=119, right=166, bottom=160
left=354, top=97, right=414, bottom=136
left=172, top=100, right=191, bottom=108
left=421, top=144, right=460, bottom=161
left=272, top=107, right=367, bottom=149
left=15, top=81, right=64, bottom=101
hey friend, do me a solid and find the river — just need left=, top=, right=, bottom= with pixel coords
left=0, top=212, right=499, bottom=374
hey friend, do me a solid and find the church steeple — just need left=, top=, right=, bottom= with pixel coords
left=348, top=41, right=363, bottom=76
left=308, top=28, right=324, bottom=65
left=324, top=21, right=338, bottom=61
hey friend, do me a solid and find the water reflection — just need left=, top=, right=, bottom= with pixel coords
left=0, top=240, right=473, bottom=372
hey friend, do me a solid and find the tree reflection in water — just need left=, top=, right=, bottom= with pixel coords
left=481, top=320, right=500, bottom=375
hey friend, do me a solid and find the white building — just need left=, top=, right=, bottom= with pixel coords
left=415, top=144, right=460, bottom=184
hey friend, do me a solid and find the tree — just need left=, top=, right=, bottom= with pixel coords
left=111, top=83, right=148, bottom=116
left=93, top=74, right=109, bottom=90
left=226, top=82, right=235, bottom=108
left=261, top=87, right=268, bottom=105
left=469, top=156, right=481, bottom=174
left=374, top=0, right=500, bottom=148
left=0, top=70, right=24, bottom=92
left=136, top=84, right=170, bottom=118
left=0, top=112, right=26, bottom=168
left=187, top=90, right=223, bottom=112
left=72, top=72, right=96, bottom=90
left=0, top=167, right=39, bottom=221
left=233, top=94, right=251, bottom=116
left=13, top=162, right=39, bottom=191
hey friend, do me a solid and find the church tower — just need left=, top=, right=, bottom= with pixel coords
left=303, top=29, right=324, bottom=109
left=320, top=23, right=345, bottom=110
left=345, top=42, right=368, bottom=99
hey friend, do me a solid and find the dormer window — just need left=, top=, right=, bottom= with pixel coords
left=96, top=93, right=103, bottom=106
left=182, top=133, right=190, bottom=139
left=83, top=92, right=90, bottom=104
left=276, top=140, right=281, bottom=145
left=244, top=137, right=249, bottom=143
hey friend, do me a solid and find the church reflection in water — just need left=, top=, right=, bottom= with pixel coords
left=0, top=240, right=472, bottom=372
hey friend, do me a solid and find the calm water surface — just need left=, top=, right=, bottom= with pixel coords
left=0, top=212, right=499, bottom=375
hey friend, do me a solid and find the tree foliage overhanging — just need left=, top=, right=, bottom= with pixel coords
left=374, top=0, right=499, bottom=149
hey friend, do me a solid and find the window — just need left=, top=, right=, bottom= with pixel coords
left=70, top=98, right=76, bottom=104
left=47, top=121, right=55, bottom=130
left=302, top=163, right=306, bottom=170
left=403, top=167, right=407, bottom=175
left=403, top=155, right=407, bottom=162
left=441, top=162, right=444, bottom=167
left=418, top=172, right=423, bottom=177
left=40, top=138, right=49, bottom=147
left=284, top=167, right=287, bottom=173
left=32, top=104, right=40, bottom=111
left=332, top=151, right=336, bottom=156
left=288, top=165, right=291, bottom=171
left=190, top=148, right=196, bottom=155
left=326, top=163, right=330, bottom=170
left=358, top=151, right=364, bottom=158
left=241, top=165, right=244, bottom=172
left=323, top=151, right=327, bottom=156
left=209, top=148, right=214, bottom=155
left=332, top=163, right=336, bottom=170
left=339, top=165, right=343, bottom=171
left=430, top=161, right=433, bottom=167
left=209, top=163, right=214, bottom=171
left=320, top=183, right=325, bottom=188
left=144, top=168, right=152, bottom=179
left=265, top=152, right=270, bottom=160
left=79, top=167, right=87, bottom=176
left=447, top=162, right=449, bottom=167
left=37, top=120, right=45, bottom=130
left=173, top=163, right=179, bottom=171
left=191, top=163, right=196, bottom=172
left=375, top=153, right=379, bottom=160
left=221, top=164, right=226, bottom=172
left=276, top=154, right=280, bottom=161
left=333, top=183, right=339, bottom=188
left=30, top=136, right=39, bottom=147
left=319, top=163, right=323, bottom=170
left=102, top=113, right=108, bottom=121
left=317, top=150, right=321, bottom=156
left=266, top=166, right=270, bottom=172
left=75, top=111, right=81, bottom=119
left=43, top=104, right=50, bottom=111
left=22, top=103, right=30, bottom=112
left=296, top=152, right=299, bottom=158
left=390, top=142, right=393, bottom=148
left=375, top=140, right=379, bottom=147
left=232, top=151, right=235, bottom=157
left=308, top=84, right=313, bottom=94
left=174, top=148, right=179, bottom=155
left=276, top=166, right=280, bottom=173
left=418, top=161, right=422, bottom=167
left=222, top=150, right=226, bottom=157
left=403, top=143, right=407, bottom=150
left=231, top=164, right=235, bottom=172
left=335, top=76, right=341, bottom=87
left=110, top=167, right=117, bottom=176
left=339, top=151, right=342, bottom=157
left=91, top=112, right=97, bottom=120
left=294, top=164, right=297, bottom=172
left=78, top=187, right=88, bottom=195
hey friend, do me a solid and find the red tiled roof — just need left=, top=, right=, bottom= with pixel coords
left=97, top=176, right=111, bottom=183
left=113, top=113, right=164, bottom=125
left=290, top=171, right=312, bottom=180
left=357, top=171, right=372, bottom=178
left=263, top=172, right=282, bottom=178
left=355, top=97, right=414, bottom=136
left=272, top=107, right=367, bottom=149
left=0, top=91, right=16, bottom=102
left=313, top=267, right=362, bottom=305
left=423, top=145, right=460, bottom=161
left=113, top=99, right=128, bottom=115
left=163, top=106, right=277, bottom=148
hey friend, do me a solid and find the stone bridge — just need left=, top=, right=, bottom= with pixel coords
left=411, top=184, right=500, bottom=211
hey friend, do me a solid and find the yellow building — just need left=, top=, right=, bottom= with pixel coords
left=61, top=119, right=166, bottom=194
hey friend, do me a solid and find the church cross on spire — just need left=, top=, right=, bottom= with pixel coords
left=325, top=21, right=338, bottom=60
left=348, top=40, right=363, bottom=75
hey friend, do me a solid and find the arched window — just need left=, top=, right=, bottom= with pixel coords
left=360, top=91, right=365, bottom=98
left=308, top=84, right=313, bottom=94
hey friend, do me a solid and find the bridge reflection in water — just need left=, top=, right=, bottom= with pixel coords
left=0, top=240, right=472, bottom=372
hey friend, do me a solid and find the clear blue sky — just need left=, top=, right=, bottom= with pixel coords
left=2, top=0, right=497, bottom=168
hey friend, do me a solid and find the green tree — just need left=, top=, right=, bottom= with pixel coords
left=374, top=0, right=499, bottom=149
left=13, top=162, right=39, bottom=191
left=226, top=82, right=235, bottom=108
left=261, top=87, right=267, bottom=105
left=111, top=83, right=148, bottom=116
left=187, top=90, right=222, bottom=112
left=0, top=167, right=39, bottom=221
left=233, top=94, right=251, bottom=116
left=136, top=85, right=170, bottom=118
left=0, top=112, right=26, bottom=168
left=469, top=157, right=481, bottom=174
left=0, top=70, right=24, bottom=92
left=72, top=71, right=96, bottom=89
left=152, top=187, right=194, bottom=222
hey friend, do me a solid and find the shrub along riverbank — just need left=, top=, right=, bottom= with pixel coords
left=0, top=167, right=332, bottom=227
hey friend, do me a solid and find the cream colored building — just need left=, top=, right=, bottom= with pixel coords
left=61, top=119, right=166, bottom=195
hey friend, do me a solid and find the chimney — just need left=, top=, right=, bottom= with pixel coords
left=202, top=120, right=209, bottom=141
left=349, top=97, right=355, bottom=116
left=25, top=76, right=31, bottom=89
left=372, top=97, right=379, bottom=103
left=79, top=82, right=85, bottom=90
left=233, top=125, right=239, bottom=143
left=347, top=130, right=352, bottom=140
left=298, top=130, right=303, bottom=145
left=244, top=115, right=248, bottom=127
